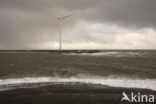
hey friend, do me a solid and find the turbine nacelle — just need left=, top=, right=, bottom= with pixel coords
left=58, top=17, right=61, bottom=20
left=57, top=14, right=72, bottom=21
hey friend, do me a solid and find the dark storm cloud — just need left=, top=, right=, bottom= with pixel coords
left=0, top=0, right=156, bottom=49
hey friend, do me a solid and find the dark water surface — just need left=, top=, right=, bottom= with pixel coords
left=0, top=50, right=156, bottom=79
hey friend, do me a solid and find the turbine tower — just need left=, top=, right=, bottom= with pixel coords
left=52, top=10, right=72, bottom=50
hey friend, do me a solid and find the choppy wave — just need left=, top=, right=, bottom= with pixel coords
left=0, top=76, right=156, bottom=91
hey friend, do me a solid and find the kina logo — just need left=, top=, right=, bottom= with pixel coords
left=121, top=92, right=154, bottom=103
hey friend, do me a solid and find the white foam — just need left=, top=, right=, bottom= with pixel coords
left=0, top=76, right=156, bottom=91
left=68, top=52, right=145, bottom=57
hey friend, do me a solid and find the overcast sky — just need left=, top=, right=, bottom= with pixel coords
left=0, top=0, right=156, bottom=49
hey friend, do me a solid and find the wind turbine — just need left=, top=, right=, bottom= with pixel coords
left=52, top=10, right=72, bottom=50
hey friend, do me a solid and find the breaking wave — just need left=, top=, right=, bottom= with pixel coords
left=0, top=76, right=156, bottom=91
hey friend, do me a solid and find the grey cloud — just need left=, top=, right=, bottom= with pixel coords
left=1, top=0, right=156, bottom=27
left=0, top=0, right=156, bottom=49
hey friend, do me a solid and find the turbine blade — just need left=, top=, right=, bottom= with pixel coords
left=62, top=14, right=73, bottom=20
left=51, top=10, right=60, bottom=19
